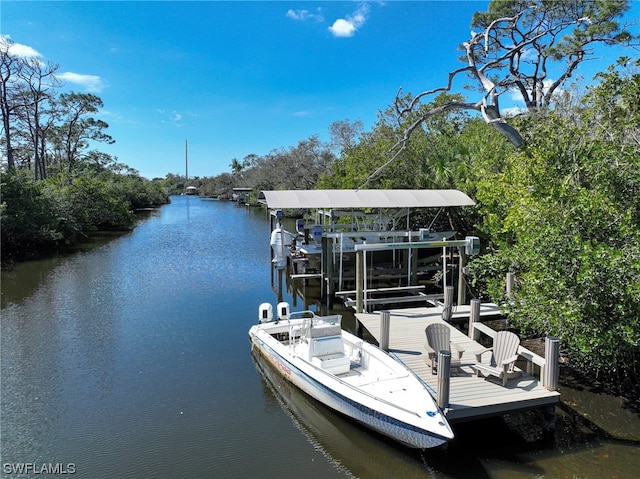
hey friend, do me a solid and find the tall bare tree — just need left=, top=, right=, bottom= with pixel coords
left=361, top=0, right=638, bottom=187
left=329, top=119, right=364, bottom=156
left=15, top=56, right=60, bottom=179
left=0, top=37, right=21, bottom=170
left=52, top=92, right=114, bottom=174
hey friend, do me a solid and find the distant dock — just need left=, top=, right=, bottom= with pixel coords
left=355, top=303, right=561, bottom=424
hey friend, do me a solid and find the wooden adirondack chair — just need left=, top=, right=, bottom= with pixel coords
left=474, top=330, right=521, bottom=386
left=424, top=323, right=465, bottom=375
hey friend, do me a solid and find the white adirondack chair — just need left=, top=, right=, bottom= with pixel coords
left=474, top=330, right=521, bottom=387
left=424, top=323, right=465, bottom=375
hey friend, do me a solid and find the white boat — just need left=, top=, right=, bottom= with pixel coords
left=249, top=303, right=454, bottom=449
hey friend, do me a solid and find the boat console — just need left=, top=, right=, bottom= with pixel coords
left=306, top=316, right=351, bottom=375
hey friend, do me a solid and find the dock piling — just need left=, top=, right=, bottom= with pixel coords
left=355, top=251, right=363, bottom=313
left=436, top=351, right=451, bottom=410
left=379, top=310, right=390, bottom=352
left=468, top=298, right=481, bottom=340
left=543, top=336, right=560, bottom=391
left=457, top=247, right=467, bottom=306
left=443, top=286, right=454, bottom=322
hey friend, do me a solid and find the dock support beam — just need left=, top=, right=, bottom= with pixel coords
left=468, top=298, right=481, bottom=340
left=457, top=247, right=467, bottom=306
left=410, top=245, right=418, bottom=285
left=321, top=236, right=334, bottom=301
left=437, top=351, right=451, bottom=410
left=543, top=336, right=560, bottom=391
left=443, top=286, right=454, bottom=322
left=356, top=251, right=363, bottom=313
left=379, top=310, right=390, bottom=352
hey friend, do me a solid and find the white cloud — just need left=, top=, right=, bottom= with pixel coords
left=1, top=34, right=41, bottom=58
left=329, top=3, right=370, bottom=38
left=57, top=72, right=105, bottom=93
left=159, top=110, right=183, bottom=126
left=329, top=19, right=357, bottom=38
left=286, top=8, right=323, bottom=22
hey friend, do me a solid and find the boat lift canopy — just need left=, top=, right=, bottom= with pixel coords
left=259, top=189, right=475, bottom=210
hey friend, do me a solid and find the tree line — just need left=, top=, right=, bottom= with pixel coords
left=1, top=36, right=169, bottom=263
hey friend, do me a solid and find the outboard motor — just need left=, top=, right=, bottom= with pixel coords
left=277, top=302, right=290, bottom=321
left=259, top=303, right=273, bottom=323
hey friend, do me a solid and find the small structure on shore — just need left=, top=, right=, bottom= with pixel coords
left=232, top=187, right=253, bottom=203
left=185, top=186, right=198, bottom=195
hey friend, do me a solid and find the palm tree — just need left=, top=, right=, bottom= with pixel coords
left=229, top=158, right=243, bottom=175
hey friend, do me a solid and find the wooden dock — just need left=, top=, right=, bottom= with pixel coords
left=355, top=305, right=560, bottom=423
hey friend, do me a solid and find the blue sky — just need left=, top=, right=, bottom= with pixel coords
left=2, top=1, right=638, bottom=179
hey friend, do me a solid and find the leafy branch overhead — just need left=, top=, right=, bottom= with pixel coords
left=361, top=0, right=638, bottom=188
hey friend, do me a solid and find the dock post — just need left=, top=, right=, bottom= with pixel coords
left=436, top=351, right=451, bottom=410
left=379, top=310, right=390, bottom=352
left=324, top=236, right=334, bottom=297
left=443, top=286, right=454, bottom=322
left=468, top=298, right=481, bottom=340
left=356, top=251, right=363, bottom=313
left=411, top=243, right=418, bottom=285
left=457, top=247, right=467, bottom=306
left=543, top=336, right=560, bottom=391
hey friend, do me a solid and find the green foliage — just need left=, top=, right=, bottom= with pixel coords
left=469, top=60, right=640, bottom=385
left=1, top=169, right=169, bottom=262
left=55, top=176, right=135, bottom=232
left=320, top=93, right=476, bottom=191
left=107, top=173, right=170, bottom=210
left=1, top=170, right=63, bottom=260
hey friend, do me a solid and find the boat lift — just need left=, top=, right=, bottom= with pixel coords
left=351, top=235, right=480, bottom=313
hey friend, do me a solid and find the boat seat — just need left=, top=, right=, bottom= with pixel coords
left=309, top=335, right=351, bottom=375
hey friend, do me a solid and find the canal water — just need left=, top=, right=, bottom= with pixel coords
left=2, top=196, right=639, bottom=478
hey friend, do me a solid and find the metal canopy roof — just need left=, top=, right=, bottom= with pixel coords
left=259, top=189, right=475, bottom=209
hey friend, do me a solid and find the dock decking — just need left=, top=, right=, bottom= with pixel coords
left=355, top=305, right=560, bottom=423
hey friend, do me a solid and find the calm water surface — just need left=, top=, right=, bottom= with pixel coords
left=2, top=196, right=638, bottom=478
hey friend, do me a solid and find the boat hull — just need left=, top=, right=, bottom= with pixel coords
left=249, top=319, right=453, bottom=449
